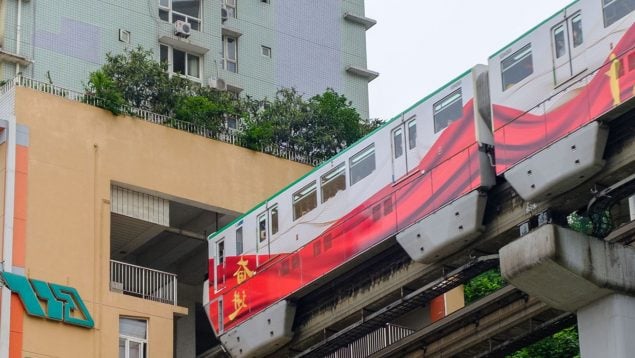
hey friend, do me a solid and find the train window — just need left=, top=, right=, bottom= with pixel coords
left=393, top=128, right=404, bottom=159
left=293, top=181, right=317, bottom=220
left=350, top=144, right=376, bottom=185
left=553, top=25, right=567, bottom=59
left=236, top=227, right=243, bottom=255
left=271, top=206, right=279, bottom=235
left=501, top=44, right=533, bottom=91
left=603, top=0, right=635, bottom=28
left=258, top=214, right=267, bottom=243
left=217, top=240, right=225, bottom=265
left=572, top=14, right=583, bottom=47
left=407, top=118, right=417, bottom=149
left=321, top=163, right=346, bottom=203
left=433, top=90, right=463, bottom=133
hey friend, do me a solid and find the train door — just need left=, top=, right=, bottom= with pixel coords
left=552, top=12, right=586, bottom=86
left=256, top=205, right=277, bottom=263
left=391, top=116, right=417, bottom=182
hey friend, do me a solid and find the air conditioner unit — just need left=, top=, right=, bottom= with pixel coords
left=208, top=77, right=227, bottom=91
left=174, top=20, right=192, bottom=38
left=221, top=7, right=228, bottom=22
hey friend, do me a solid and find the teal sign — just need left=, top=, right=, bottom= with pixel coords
left=0, top=272, right=94, bottom=328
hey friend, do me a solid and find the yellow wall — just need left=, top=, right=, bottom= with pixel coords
left=10, top=87, right=311, bottom=357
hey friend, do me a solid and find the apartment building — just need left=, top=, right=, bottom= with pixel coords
left=0, top=0, right=377, bottom=119
left=0, top=80, right=312, bottom=357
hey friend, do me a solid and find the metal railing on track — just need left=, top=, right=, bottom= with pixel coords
left=296, top=255, right=500, bottom=358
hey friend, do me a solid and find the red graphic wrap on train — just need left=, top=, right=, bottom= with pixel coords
left=493, top=24, right=635, bottom=174
left=208, top=99, right=484, bottom=332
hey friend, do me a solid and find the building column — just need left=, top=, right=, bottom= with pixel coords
left=499, top=224, right=635, bottom=358
left=577, top=294, right=635, bottom=357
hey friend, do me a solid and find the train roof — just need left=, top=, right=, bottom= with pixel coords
left=489, top=0, right=579, bottom=60
left=208, top=67, right=477, bottom=241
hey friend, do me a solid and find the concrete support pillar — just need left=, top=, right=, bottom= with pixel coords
left=499, top=224, right=635, bottom=358
left=578, top=294, right=635, bottom=357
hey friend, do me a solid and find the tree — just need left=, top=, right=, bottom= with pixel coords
left=86, top=46, right=189, bottom=115
left=239, top=88, right=381, bottom=161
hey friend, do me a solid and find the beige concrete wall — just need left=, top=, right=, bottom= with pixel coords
left=12, top=87, right=311, bottom=357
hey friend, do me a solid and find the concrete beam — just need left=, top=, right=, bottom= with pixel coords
left=500, top=224, right=635, bottom=312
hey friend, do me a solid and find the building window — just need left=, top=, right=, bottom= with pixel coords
left=160, top=44, right=201, bottom=81
left=159, top=0, right=201, bottom=31
left=350, top=144, right=375, bottom=186
left=222, top=36, right=238, bottom=73
left=224, top=0, right=237, bottom=18
left=261, top=0, right=269, bottom=3
left=602, top=0, right=635, bottom=27
left=501, top=44, right=533, bottom=91
left=261, top=45, right=272, bottom=58
left=293, top=182, right=317, bottom=220
left=321, top=163, right=346, bottom=203
left=433, top=90, right=463, bottom=133
left=119, top=317, right=147, bottom=358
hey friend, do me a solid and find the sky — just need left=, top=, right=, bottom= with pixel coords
left=365, top=0, right=573, bottom=120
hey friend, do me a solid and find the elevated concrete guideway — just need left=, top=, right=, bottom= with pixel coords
left=500, top=224, right=635, bottom=357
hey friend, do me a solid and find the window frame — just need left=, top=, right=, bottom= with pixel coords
left=222, top=36, right=238, bottom=73
left=224, top=0, right=237, bottom=19
left=349, top=144, right=376, bottom=186
left=392, top=127, right=404, bottom=159
left=407, top=117, right=417, bottom=150
left=602, top=0, right=635, bottom=28
left=433, top=89, right=463, bottom=133
left=261, top=45, right=272, bottom=58
left=320, top=163, right=346, bottom=203
left=119, top=317, right=147, bottom=358
left=293, top=181, right=318, bottom=221
left=501, top=44, right=534, bottom=91
left=270, top=205, right=279, bottom=235
left=160, top=44, right=202, bottom=81
left=159, top=0, right=202, bottom=31
left=235, top=227, right=243, bottom=255
left=571, top=13, right=584, bottom=48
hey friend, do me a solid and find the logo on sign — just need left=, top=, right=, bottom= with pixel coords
left=0, top=271, right=94, bottom=328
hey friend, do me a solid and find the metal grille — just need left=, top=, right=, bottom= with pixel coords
left=110, top=260, right=178, bottom=305
left=297, top=255, right=499, bottom=357
left=323, top=324, right=414, bottom=358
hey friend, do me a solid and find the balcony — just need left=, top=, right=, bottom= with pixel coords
left=110, top=260, right=178, bottom=305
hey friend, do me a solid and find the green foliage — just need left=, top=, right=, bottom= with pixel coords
left=239, top=88, right=381, bottom=161
left=508, top=326, right=579, bottom=358
left=85, top=70, right=125, bottom=115
left=464, top=268, right=506, bottom=304
left=86, top=47, right=377, bottom=161
left=96, top=46, right=189, bottom=115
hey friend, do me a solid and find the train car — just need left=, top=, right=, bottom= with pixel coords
left=203, top=66, right=496, bottom=357
left=489, top=0, right=635, bottom=201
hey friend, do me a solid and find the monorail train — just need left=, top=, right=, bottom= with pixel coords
left=204, top=1, right=635, bottom=356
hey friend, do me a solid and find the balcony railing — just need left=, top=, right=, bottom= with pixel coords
left=110, top=260, right=178, bottom=305
left=3, top=76, right=319, bottom=166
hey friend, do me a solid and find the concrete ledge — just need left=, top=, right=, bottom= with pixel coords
left=500, top=224, right=635, bottom=312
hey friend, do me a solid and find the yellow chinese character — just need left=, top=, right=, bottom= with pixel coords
left=606, top=53, right=622, bottom=106
left=228, top=290, right=248, bottom=321
left=233, top=257, right=254, bottom=284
